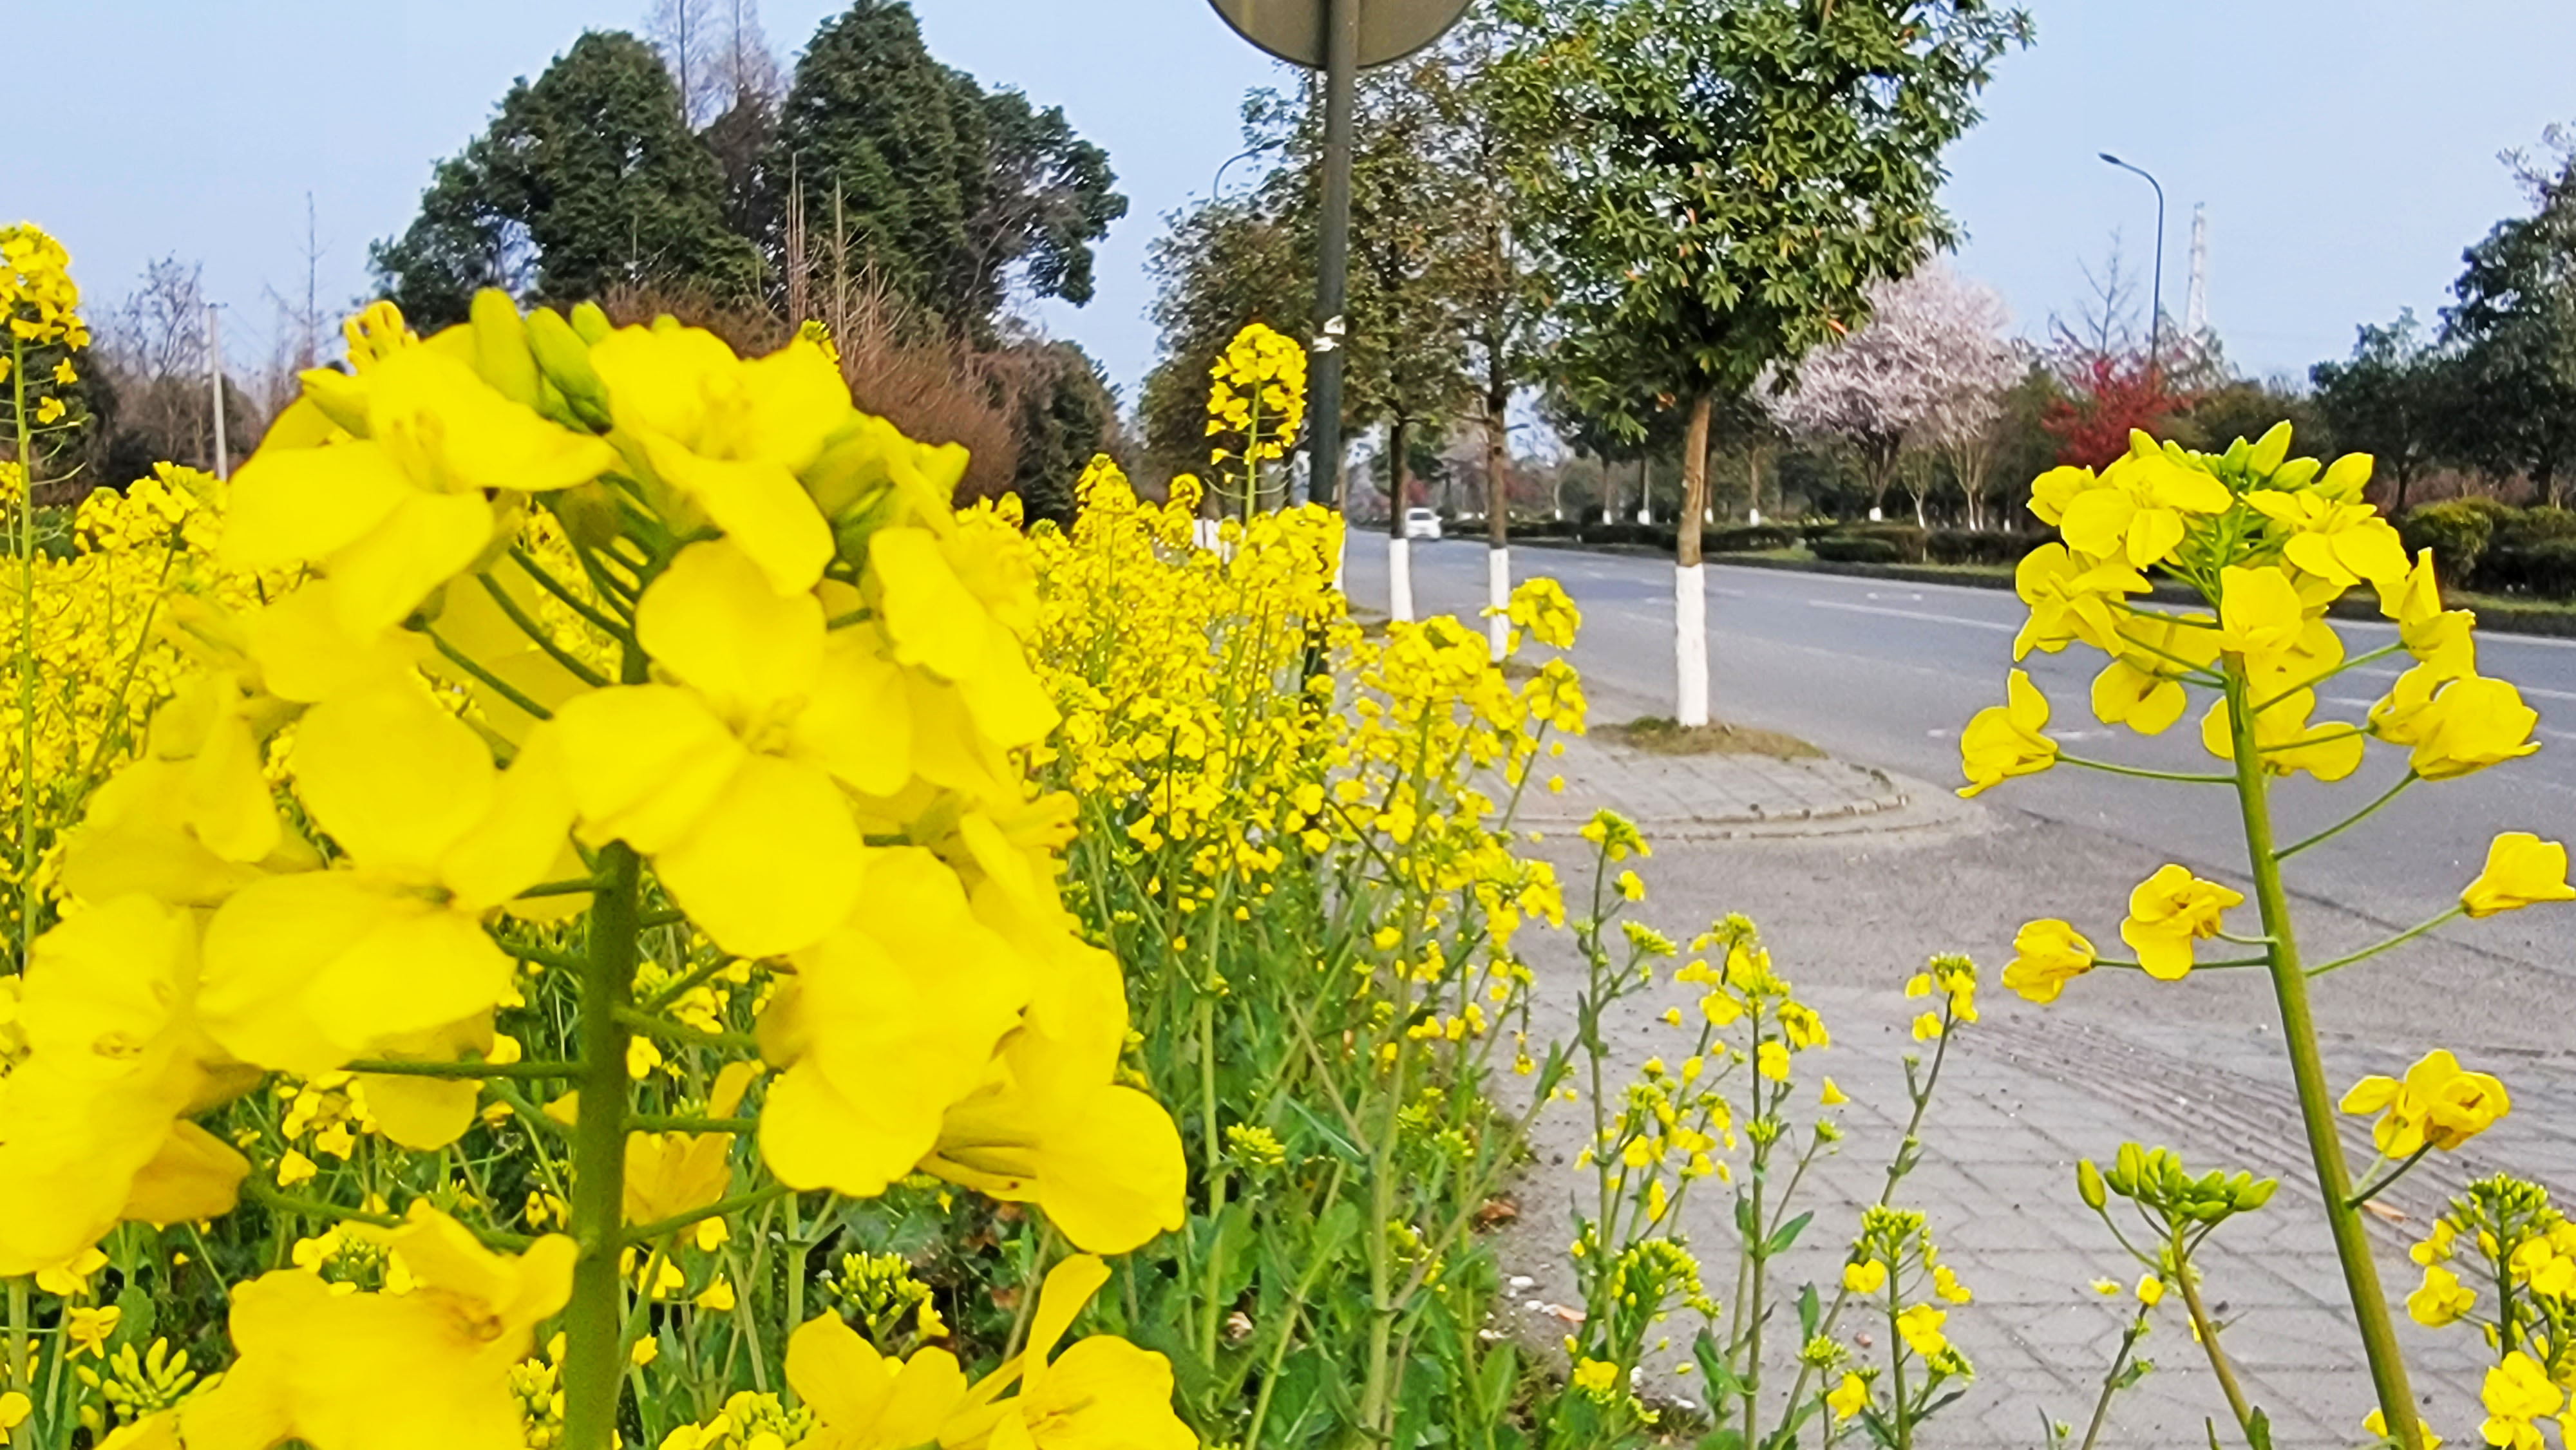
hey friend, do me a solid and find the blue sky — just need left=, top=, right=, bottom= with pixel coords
left=15, top=0, right=2576, bottom=410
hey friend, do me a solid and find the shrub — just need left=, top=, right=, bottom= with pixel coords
left=1927, top=528, right=2043, bottom=566
left=1848, top=522, right=1929, bottom=561
left=2482, top=536, right=2576, bottom=598
left=1706, top=523, right=1798, bottom=552
left=1811, top=534, right=1906, bottom=563
left=2490, top=505, right=2576, bottom=552
left=2398, top=500, right=2498, bottom=587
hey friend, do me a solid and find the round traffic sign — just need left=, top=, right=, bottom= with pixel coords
left=1206, top=0, right=1474, bottom=70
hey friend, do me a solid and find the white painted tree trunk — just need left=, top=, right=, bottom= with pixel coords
left=1388, top=536, right=1414, bottom=623
left=1486, top=546, right=1510, bottom=661
left=1674, top=563, right=1708, bottom=727
left=1868, top=505, right=1884, bottom=522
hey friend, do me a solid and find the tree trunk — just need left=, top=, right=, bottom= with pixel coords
left=1676, top=390, right=1712, bottom=727
left=1388, top=415, right=1414, bottom=623
left=1485, top=370, right=1511, bottom=662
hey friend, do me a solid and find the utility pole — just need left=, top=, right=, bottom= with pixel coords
left=205, top=302, right=229, bottom=481
left=1309, top=0, right=1358, bottom=518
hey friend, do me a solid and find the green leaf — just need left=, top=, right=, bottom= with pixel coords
left=2247, top=1409, right=2275, bottom=1450
left=1797, top=1282, right=1821, bottom=1341
left=1765, top=1210, right=1815, bottom=1258
left=1694, top=1327, right=1745, bottom=1402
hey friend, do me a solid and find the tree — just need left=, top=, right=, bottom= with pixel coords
left=1906, top=268, right=2020, bottom=529
left=2439, top=142, right=2576, bottom=505
left=645, top=0, right=782, bottom=127
left=1421, top=15, right=1551, bottom=655
left=1765, top=263, right=2016, bottom=527
left=1501, top=0, right=2029, bottom=723
left=372, top=31, right=759, bottom=328
left=2309, top=310, right=2458, bottom=514
left=774, top=4, right=1124, bottom=335
left=1003, top=341, right=1115, bottom=527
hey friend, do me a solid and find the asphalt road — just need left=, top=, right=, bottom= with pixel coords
left=1344, top=537, right=2576, bottom=975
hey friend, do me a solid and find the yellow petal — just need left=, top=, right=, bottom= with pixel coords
left=120, top=1122, right=251, bottom=1226
left=652, top=754, right=866, bottom=958
left=793, top=630, right=914, bottom=796
left=439, top=724, right=578, bottom=914
left=292, top=684, right=496, bottom=876
left=634, top=539, right=824, bottom=715
left=871, top=527, right=990, bottom=680
left=218, top=442, right=410, bottom=570
left=550, top=686, right=746, bottom=854
left=243, top=585, right=430, bottom=704
left=639, top=437, right=832, bottom=596
left=321, top=490, right=496, bottom=634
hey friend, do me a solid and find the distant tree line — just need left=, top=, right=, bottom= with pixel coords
left=365, top=1, right=1125, bottom=521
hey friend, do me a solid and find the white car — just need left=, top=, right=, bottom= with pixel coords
left=1403, top=507, right=1443, bottom=540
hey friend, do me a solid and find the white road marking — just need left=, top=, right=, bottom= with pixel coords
left=1806, top=599, right=2016, bottom=632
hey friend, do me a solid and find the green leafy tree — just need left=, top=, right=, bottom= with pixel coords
left=775, top=3, right=1124, bottom=335
left=1497, top=0, right=2029, bottom=720
left=1004, top=341, right=1116, bottom=526
left=2309, top=311, right=2459, bottom=514
left=2439, top=153, right=2576, bottom=505
left=371, top=31, right=759, bottom=328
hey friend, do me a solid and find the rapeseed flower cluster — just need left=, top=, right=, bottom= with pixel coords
left=2402, top=1178, right=2576, bottom=1449
left=0, top=291, right=1190, bottom=1449
left=1969, top=425, right=2568, bottom=1450
left=1202, top=323, right=1306, bottom=513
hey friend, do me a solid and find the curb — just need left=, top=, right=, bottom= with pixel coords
left=1513, top=536, right=2576, bottom=641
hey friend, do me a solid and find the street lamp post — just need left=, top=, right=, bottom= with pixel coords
left=2098, top=152, right=2165, bottom=382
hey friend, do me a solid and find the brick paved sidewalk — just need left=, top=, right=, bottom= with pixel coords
left=1497, top=974, right=2533, bottom=1449
left=1487, top=736, right=2576, bottom=1447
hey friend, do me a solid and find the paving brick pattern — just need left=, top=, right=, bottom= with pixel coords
left=1490, top=738, right=2576, bottom=1447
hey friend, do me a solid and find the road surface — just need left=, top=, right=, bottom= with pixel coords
left=1344, top=538, right=2576, bottom=974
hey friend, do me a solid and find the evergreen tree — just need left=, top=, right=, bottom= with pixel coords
left=775, top=3, right=1122, bottom=335
left=1005, top=342, right=1116, bottom=526
left=371, top=31, right=759, bottom=327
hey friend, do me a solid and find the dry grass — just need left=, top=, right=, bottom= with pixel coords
left=1605, top=716, right=1823, bottom=760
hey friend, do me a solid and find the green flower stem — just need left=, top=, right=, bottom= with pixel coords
left=508, top=545, right=632, bottom=643
left=639, top=953, right=740, bottom=1013
left=476, top=572, right=611, bottom=688
left=2305, top=907, right=2464, bottom=979
left=628, top=1115, right=755, bottom=1134
left=1240, top=1163, right=1346, bottom=1450
left=341, top=1057, right=581, bottom=1080
left=2275, top=772, right=2418, bottom=862
left=6, top=1276, right=26, bottom=1396
left=2253, top=642, right=2407, bottom=715
left=14, top=334, right=37, bottom=973
left=424, top=626, right=554, bottom=721
left=611, top=1006, right=759, bottom=1053
left=2060, top=756, right=2235, bottom=785
left=245, top=1180, right=538, bottom=1250
left=2221, top=659, right=2421, bottom=1450
left=623, top=1185, right=795, bottom=1250
left=2345, top=1145, right=2437, bottom=1212
left=2170, top=1241, right=2257, bottom=1440
left=563, top=840, right=641, bottom=1450
left=2074, top=1308, right=2150, bottom=1450
left=1768, top=1020, right=1959, bottom=1444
